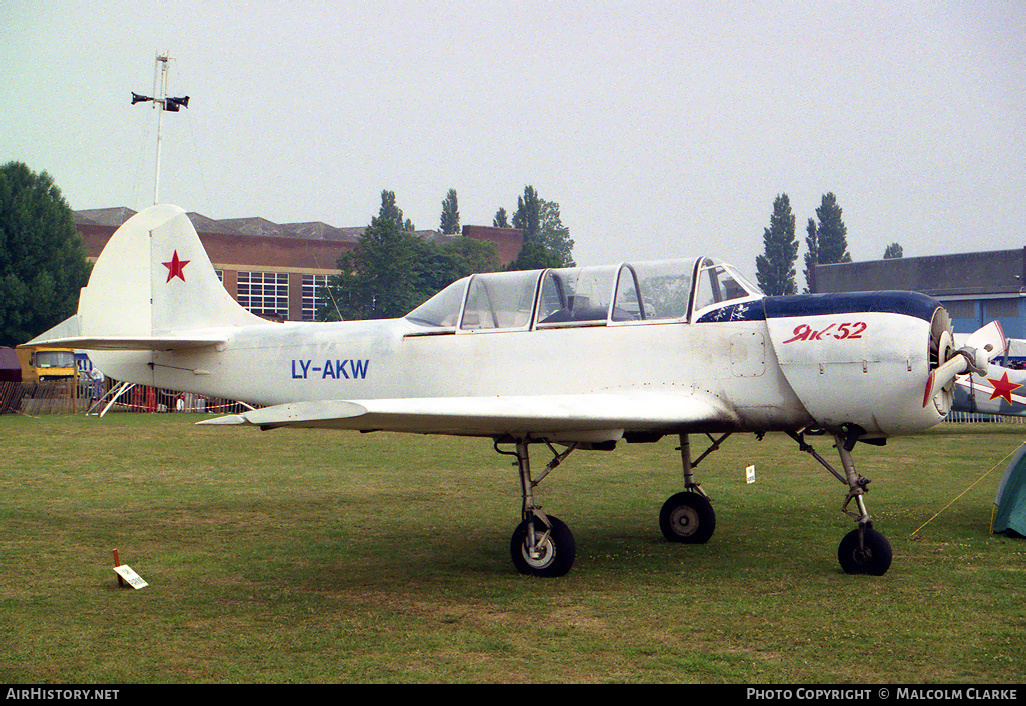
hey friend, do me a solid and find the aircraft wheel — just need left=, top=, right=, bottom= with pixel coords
left=659, top=492, right=716, bottom=543
left=837, top=528, right=892, bottom=576
left=510, top=515, right=575, bottom=577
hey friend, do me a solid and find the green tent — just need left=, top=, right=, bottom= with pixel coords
left=993, top=443, right=1026, bottom=537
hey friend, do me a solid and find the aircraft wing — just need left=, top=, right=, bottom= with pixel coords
left=198, top=391, right=741, bottom=442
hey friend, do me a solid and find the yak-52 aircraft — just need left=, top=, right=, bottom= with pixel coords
left=28, top=204, right=1006, bottom=577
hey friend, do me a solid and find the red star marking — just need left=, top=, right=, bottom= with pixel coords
left=162, top=250, right=190, bottom=283
left=987, top=371, right=1023, bottom=405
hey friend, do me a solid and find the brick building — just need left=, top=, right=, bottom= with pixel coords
left=74, top=208, right=523, bottom=322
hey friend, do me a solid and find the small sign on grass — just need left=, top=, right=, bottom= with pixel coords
left=112, top=549, right=148, bottom=589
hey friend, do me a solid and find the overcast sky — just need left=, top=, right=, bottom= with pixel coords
left=3, top=1, right=1023, bottom=279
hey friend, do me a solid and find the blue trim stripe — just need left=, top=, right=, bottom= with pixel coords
left=696, top=300, right=766, bottom=323
left=762, top=291, right=940, bottom=322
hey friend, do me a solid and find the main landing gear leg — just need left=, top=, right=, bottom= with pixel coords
left=788, top=429, right=893, bottom=576
left=658, top=433, right=726, bottom=544
left=502, top=439, right=577, bottom=578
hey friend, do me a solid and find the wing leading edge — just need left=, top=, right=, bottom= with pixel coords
left=198, top=391, right=741, bottom=442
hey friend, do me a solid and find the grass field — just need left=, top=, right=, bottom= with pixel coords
left=1, top=413, right=1024, bottom=684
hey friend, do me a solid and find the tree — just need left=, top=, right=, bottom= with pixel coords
left=0, top=162, right=90, bottom=346
left=754, top=194, right=798, bottom=296
left=538, top=200, right=575, bottom=267
left=414, top=236, right=500, bottom=296
left=493, top=207, right=509, bottom=228
left=505, top=241, right=564, bottom=271
left=438, top=236, right=500, bottom=277
left=378, top=190, right=403, bottom=229
left=378, top=189, right=415, bottom=232
left=507, top=185, right=575, bottom=269
left=803, top=218, right=818, bottom=292
left=320, top=190, right=500, bottom=321
left=321, top=191, right=422, bottom=320
left=439, top=188, right=459, bottom=235
left=803, top=193, right=850, bottom=292
left=883, top=243, right=903, bottom=259
left=511, top=185, right=540, bottom=242
left=814, top=192, right=850, bottom=265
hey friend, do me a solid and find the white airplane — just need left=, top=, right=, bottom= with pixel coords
left=28, top=204, right=1005, bottom=577
left=952, top=364, right=1026, bottom=417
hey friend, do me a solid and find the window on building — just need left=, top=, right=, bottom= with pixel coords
left=984, top=299, right=1019, bottom=320
left=941, top=301, right=976, bottom=319
left=302, top=274, right=329, bottom=321
left=237, top=271, right=289, bottom=318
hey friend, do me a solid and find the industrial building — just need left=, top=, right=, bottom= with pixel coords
left=74, top=208, right=524, bottom=322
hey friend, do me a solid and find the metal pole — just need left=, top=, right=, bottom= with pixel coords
left=153, top=53, right=170, bottom=205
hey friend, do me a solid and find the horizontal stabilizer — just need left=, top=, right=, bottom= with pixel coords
left=24, top=315, right=227, bottom=351
left=199, top=391, right=740, bottom=440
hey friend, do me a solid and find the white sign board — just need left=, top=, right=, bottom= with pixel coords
left=746, top=464, right=756, bottom=484
left=113, top=565, right=148, bottom=589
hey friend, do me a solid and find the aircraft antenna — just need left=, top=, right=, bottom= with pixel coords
left=132, top=52, right=190, bottom=204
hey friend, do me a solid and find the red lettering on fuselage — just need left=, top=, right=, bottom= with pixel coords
left=782, top=321, right=867, bottom=343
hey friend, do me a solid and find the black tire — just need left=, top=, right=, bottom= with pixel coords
left=837, top=528, right=892, bottom=576
left=510, top=515, right=575, bottom=577
left=659, top=491, right=716, bottom=543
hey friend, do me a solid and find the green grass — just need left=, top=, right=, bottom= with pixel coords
left=1, top=414, right=1024, bottom=683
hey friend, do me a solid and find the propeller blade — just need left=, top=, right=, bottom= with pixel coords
left=923, top=321, right=1006, bottom=407
left=963, top=320, right=1006, bottom=362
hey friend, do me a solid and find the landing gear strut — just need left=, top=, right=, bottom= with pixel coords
left=788, top=428, right=893, bottom=576
left=658, top=433, right=726, bottom=544
left=500, top=439, right=577, bottom=577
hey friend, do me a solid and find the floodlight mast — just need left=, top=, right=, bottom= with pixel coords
left=153, top=53, right=170, bottom=205
left=132, top=52, right=189, bottom=205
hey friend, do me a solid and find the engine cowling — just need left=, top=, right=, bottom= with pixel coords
left=762, top=291, right=951, bottom=437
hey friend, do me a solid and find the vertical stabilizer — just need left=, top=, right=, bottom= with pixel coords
left=28, top=203, right=267, bottom=350
left=87, top=203, right=268, bottom=337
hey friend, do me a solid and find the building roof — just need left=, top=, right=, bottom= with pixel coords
left=815, top=248, right=1026, bottom=298
left=73, top=208, right=524, bottom=270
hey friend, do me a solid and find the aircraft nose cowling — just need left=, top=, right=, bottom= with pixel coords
left=762, top=291, right=950, bottom=437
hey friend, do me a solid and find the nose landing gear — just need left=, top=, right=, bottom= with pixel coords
left=788, top=427, right=893, bottom=576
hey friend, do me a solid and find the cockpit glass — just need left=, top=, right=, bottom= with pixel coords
left=460, top=271, right=539, bottom=330
left=405, top=278, right=467, bottom=328
left=692, top=259, right=762, bottom=315
left=537, top=265, right=617, bottom=326
left=405, top=257, right=759, bottom=333
left=614, top=259, right=697, bottom=321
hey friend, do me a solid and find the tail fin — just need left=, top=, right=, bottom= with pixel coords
left=28, top=204, right=268, bottom=350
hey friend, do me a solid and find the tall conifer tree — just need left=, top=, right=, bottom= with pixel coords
left=815, top=192, right=850, bottom=265
left=439, top=188, right=460, bottom=234
left=755, top=194, right=798, bottom=296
